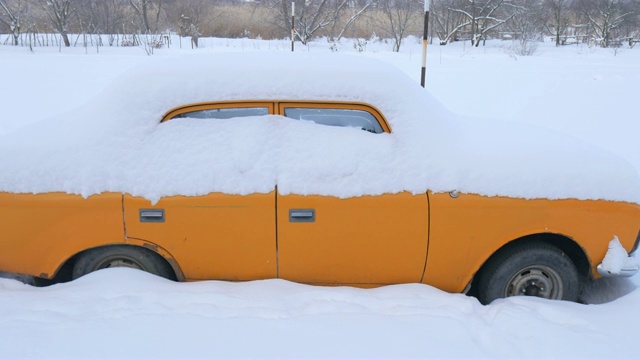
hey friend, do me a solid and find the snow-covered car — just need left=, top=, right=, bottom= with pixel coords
left=0, top=53, right=638, bottom=304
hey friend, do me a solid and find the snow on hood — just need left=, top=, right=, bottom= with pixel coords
left=1, top=52, right=639, bottom=204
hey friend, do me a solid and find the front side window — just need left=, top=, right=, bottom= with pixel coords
left=172, top=107, right=269, bottom=120
left=283, top=108, right=384, bottom=134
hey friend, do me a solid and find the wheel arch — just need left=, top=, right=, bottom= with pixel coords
left=467, top=233, right=590, bottom=296
left=48, top=241, right=184, bottom=283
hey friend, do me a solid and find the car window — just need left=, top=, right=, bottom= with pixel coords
left=162, top=102, right=390, bottom=132
left=283, top=107, right=384, bottom=134
left=172, top=107, right=269, bottom=120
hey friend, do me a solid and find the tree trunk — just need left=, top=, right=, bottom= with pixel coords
left=61, top=32, right=70, bottom=47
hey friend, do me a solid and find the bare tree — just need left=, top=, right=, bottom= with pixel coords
left=623, top=0, right=640, bottom=44
left=332, top=0, right=376, bottom=41
left=432, top=0, right=468, bottom=44
left=506, top=0, right=545, bottom=55
left=3, top=0, right=639, bottom=47
left=0, top=0, right=31, bottom=45
left=449, top=0, right=520, bottom=46
left=129, top=0, right=164, bottom=34
left=544, top=0, right=572, bottom=46
left=375, top=0, right=422, bottom=52
left=39, top=0, right=75, bottom=47
left=166, top=0, right=215, bottom=47
left=580, top=0, right=636, bottom=47
left=269, top=0, right=353, bottom=44
left=75, top=0, right=128, bottom=35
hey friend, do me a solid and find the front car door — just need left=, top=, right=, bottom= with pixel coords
left=275, top=103, right=430, bottom=285
left=277, top=192, right=429, bottom=285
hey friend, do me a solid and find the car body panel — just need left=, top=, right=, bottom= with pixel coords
left=0, top=192, right=124, bottom=278
left=1, top=189, right=639, bottom=293
left=123, top=192, right=277, bottom=281
left=277, top=192, right=429, bottom=285
left=425, top=192, right=640, bottom=292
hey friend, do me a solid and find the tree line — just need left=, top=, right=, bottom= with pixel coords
left=1, top=0, right=639, bottom=51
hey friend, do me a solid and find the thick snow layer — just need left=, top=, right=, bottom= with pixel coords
left=1, top=269, right=640, bottom=358
left=1, top=52, right=639, bottom=203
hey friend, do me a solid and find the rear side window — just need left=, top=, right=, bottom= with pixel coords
left=172, top=107, right=269, bottom=120
left=283, top=108, right=384, bottom=134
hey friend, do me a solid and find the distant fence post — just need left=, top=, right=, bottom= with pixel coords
left=420, top=1, right=430, bottom=87
left=291, top=2, right=295, bottom=52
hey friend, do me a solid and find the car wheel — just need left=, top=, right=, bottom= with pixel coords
left=477, top=241, right=580, bottom=304
left=72, top=245, right=175, bottom=280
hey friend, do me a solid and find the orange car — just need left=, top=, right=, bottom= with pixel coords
left=0, top=54, right=638, bottom=304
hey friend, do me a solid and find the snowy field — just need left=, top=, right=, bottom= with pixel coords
left=1, top=36, right=640, bottom=358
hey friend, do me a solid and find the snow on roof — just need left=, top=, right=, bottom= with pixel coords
left=1, top=52, right=639, bottom=204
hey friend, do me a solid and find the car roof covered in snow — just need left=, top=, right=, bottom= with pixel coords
left=1, top=52, right=639, bottom=204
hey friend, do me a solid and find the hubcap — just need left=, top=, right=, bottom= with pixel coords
left=505, top=265, right=563, bottom=299
left=98, top=258, right=144, bottom=271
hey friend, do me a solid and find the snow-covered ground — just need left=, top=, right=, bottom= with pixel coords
left=1, top=36, right=639, bottom=358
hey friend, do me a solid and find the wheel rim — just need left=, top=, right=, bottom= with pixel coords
left=96, top=257, right=144, bottom=271
left=505, top=265, right=564, bottom=299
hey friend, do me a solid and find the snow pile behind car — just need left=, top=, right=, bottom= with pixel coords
left=0, top=52, right=638, bottom=204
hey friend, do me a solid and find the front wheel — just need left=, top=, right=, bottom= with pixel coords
left=477, top=241, right=581, bottom=304
left=72, top=245, right=175, bottom=280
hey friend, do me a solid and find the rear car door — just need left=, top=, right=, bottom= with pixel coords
left=124, top=192, right=276, bottom=281
left=123, top=102, right=278, bottom=281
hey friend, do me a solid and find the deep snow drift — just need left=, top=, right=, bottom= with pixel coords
left=1, top=268, right=639, bottom=359
left=1, top=37, right=640, bottom=358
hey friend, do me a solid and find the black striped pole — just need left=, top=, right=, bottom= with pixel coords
left=420, top=1, right=430, bottom=87
left=291, top=2, right=295, bottom=52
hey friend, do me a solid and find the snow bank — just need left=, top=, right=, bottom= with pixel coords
left=598, top=236, right=639, bottom=276
left=1, top=268, right=639, bottom=358
left=1, top=52, right=639, bottom=203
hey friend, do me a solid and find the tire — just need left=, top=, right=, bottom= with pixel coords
left=477, top=241, right=580, bottom=305
left=72, top=245, right=175, bottom=280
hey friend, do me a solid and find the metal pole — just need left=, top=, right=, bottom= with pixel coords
left=420, top=0, right=430, bottom=87
left=291, top=2, right=295, bottom=52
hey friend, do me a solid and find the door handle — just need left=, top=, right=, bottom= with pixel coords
left=289, top=209, right=315, bottom=223
left=139, top=209, right=165, bottom=223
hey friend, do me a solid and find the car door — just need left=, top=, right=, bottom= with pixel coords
left=275, top=103, right=430, bottom=285
left=123, top=102, right=278, bottom=281
left=124, top=192, right=276, bottom=281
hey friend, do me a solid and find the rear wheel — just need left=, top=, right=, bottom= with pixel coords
left=477, top=241, right=580, bottom=304
left=72, top=245, right=175, bottom=280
